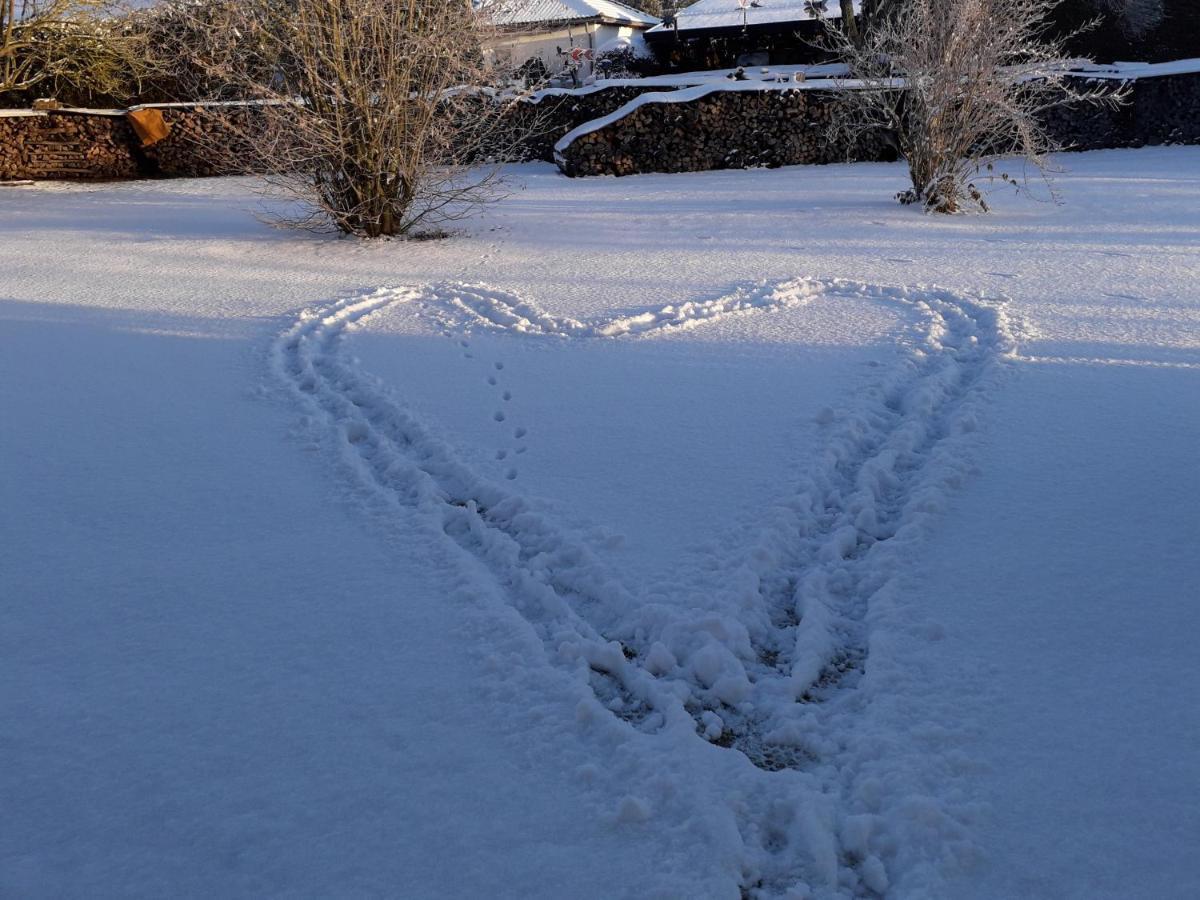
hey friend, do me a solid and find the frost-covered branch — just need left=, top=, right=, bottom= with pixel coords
left=823, top=0, right=1126, bottom=213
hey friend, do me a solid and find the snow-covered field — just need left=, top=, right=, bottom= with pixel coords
left=2, top=149, right=1198, bottom=899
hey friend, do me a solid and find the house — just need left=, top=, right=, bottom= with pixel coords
left=645, top=0, right=861, bottom=69
left=482, top=0, right=661, bottom=84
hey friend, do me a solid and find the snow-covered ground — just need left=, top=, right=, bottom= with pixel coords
left=2, top=149, right=1198, bottom=899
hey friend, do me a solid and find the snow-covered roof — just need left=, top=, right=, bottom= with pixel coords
left=483, top=0, right=660, bottom=28
left=648, top=0, right=860, bottom=35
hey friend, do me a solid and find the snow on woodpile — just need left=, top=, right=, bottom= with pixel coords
left=552, top=76, right=888, bottom=160
left=527, top=61, right=850, bottom=98
left=553, top=56, right=1200, bottom=175
left=555, top=81, right=898, bottom=176
left=1069, top=56, right=1200, bottom=78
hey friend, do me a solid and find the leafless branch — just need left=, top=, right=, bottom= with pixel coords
left=822, top=0, right=1127, bottom=213
left=154, top=0, right=535, bottom=238
left=1, top=0, right=150, bottom=103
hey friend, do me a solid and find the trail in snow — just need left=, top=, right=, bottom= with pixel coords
left=271, top=280, right=822, bottom=735
left=270, top=279, right=1018, bottom=897
left=435, top=280, right=819, bottom=338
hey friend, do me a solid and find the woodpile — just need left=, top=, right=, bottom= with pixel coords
left=558, top=73, right=1200, bottom=178
left=0, top=105, right=269, bottom=180
left=559, top=88, right=891, bottom=178
left=1044, top=74, right=1200, bottom=152
left=1, top=71, right=1198, bottom=183
left=504, top=85, right=680, bottom=162
left=1135, top=74, right=1200, bottom=146
left=146, top=106, right=267, bottom=177
left=0, top=112, right=139, bottom=180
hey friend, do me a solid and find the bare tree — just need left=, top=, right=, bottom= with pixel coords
left=156, top=0, right=529, bottom=238
left=824, top=0, right=1124, bottom=213
left=838, top=0, right=860, bottom=46
left=1, top=0, right=149, bottom=103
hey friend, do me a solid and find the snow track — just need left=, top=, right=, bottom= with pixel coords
left=436, top=280, right=820, bottom=337
left=271, top=279, right=1018, bottom=898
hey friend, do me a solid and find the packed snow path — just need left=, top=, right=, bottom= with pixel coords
left=272, top=278, right=1016, bottom=896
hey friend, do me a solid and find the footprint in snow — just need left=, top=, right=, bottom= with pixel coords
left=505, top=468, right=518, bottom=480
left=495, top=361, right=505, bottom=371
left=487, top=375, right=497, bottom=386
left=494, top=411, right=506, bottom=422
left=514, top=426, right=526, bottom=439
left=503, top=391, right=512, bottom=401
left=496, top=449, right=508, bottom=460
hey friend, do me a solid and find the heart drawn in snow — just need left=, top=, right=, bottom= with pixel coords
left=340, top=280, right=909, bottom=592
left=272, top=276, right=1012, bottom=780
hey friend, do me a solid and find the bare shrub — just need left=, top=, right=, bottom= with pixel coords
left=1, top=0, right=150, bottom=105
left=824, top=0, right=1125, bottom=213
left=129, top=0, right=282, bottom=103
left=155, top=0, right=532, bottom=238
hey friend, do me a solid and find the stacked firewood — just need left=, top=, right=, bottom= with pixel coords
left=0, top=112, right=139, bottom=180
left=2, top=73, right=1196, bottom=183
left=1044, top=74, right=1200, bottom=152
left=0, top=104, right=272, bottom=180
left=502, top=85, right=677, bottom=163
left=559, top=89, right=891, bottom=178
left=132, top=106, right=267, bottom=177
left=1134, top=75, right=1200, bottom=146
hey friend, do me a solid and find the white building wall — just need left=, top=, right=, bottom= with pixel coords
left=488, top=23, right=638, bottom=82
